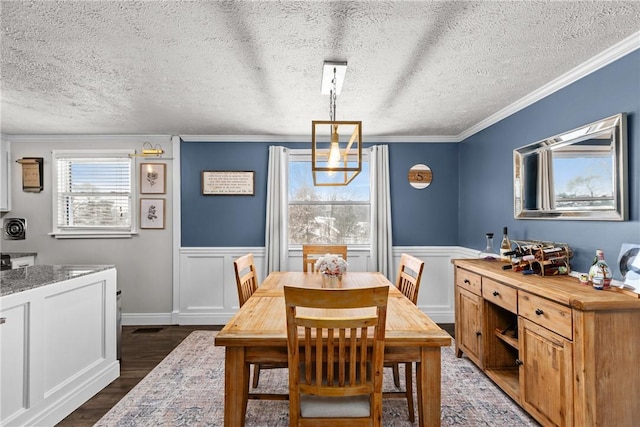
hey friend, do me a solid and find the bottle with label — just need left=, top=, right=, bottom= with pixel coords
left=588, top=249, right=612, bottom=290
left=499, top=227, right=512, bottom=262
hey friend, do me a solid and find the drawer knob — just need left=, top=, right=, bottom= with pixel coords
left=476, top=331, right=482, bottom=337
left=464, top=279, right=470, bottom=284
left=0, top=317, right=6, bottom=325
left=515, top=359, right=523, bottom=366
left=535, top=308, right=544, bottom=316
left=492, top=290, right=500, bottom=297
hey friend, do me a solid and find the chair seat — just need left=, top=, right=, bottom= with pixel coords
left=301, top=395, right=370, bottom=418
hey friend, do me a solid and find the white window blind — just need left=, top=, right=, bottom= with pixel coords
left=52, top=150, right=134, bottom=237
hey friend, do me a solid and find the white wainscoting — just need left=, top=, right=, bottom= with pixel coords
left=124, top=246, right=478, bottom=327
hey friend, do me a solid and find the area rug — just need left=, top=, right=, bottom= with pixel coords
left=95, top=331, right=539, bottom=426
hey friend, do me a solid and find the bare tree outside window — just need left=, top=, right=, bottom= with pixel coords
left=288, top=157, right=370, bottom=245
left=553, top=155, right=614, bottom=209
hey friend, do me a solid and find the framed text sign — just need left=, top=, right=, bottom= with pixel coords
left=202, top=171, right=255, bottom=195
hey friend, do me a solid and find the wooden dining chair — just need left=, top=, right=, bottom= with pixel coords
left=284, top=285, right=388, bottom=427
left=234, top=253, right=287, bottom=389
left=302, top=244, right=348, bottom=272
left=385, top=253, right=424, bottom=422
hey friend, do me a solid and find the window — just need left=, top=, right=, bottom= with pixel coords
left=51, top=150, right=135, bottom=238
left=288, top=150, right=370, bottom=245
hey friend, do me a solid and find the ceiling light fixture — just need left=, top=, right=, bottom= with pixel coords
left=312, top=61, right=362, bottom=186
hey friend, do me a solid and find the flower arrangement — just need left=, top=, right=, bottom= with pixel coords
left=315, top=253, right=348, bottom=276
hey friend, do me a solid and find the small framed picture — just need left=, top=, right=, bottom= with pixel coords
left=140, top=198, right=165, bottom=229
left=140, top=163, right=166, bottom=194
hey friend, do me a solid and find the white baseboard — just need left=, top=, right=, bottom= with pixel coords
left=20, top=363, right=119, bottom=427
left=122, top=313, right=173, bottom=326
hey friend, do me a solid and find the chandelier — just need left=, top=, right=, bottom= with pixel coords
left=311, top=61, right=362, bottom=186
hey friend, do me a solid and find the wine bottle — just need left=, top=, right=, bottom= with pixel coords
left=589, top=249, right=612, bottom=290
left=499, top=227, right=512, bottom=262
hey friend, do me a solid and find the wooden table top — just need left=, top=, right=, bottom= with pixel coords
left=215, top=271, right=452, bottom=348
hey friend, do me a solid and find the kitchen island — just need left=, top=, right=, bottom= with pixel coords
left=1, top=265, right=119, bottom=426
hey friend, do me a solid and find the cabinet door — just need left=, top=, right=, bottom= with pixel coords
left=456, top=287, right=483, bottom=368
left=1, top=302, right=29, bottom=424
left=519, top=318, right=573, bottom=427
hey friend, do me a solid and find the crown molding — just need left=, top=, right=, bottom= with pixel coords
left=179, top=134, right=459, bottom=143
left=457, top=30, right=640, bottom=142
left=5, top=134, right=172, bottom=143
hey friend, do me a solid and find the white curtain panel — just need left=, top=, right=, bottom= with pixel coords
left=264, top=146, right=289, bottom=276
left=370, top=145, right=394, bottom=279
left=538, top=149, right=554, bottom=210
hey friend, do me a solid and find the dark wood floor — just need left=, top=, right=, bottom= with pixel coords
left=57, top=323, right=455, bottom=426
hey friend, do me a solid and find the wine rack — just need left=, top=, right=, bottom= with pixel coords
left=510, top=239, right=573, bottom=276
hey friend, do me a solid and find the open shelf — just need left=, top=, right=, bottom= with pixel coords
left=494, top=327, right=519, bottom=350
left=485, top=367, right=520, bottom=402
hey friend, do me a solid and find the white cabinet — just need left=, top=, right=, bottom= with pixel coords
left=0, top=268, right=119, bottom=426
left=0, top=137, right=10, bottom=212
left=0, top=302, right=28, bottom=422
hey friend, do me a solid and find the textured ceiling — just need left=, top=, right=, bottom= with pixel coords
left=1, top=1, right=639, bottom=138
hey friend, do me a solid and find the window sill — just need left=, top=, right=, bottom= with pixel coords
left=49, top=231, right=139, bottom=239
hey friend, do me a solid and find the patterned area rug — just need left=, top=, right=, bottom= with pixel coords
left=95, top=331, right=539, bottom=426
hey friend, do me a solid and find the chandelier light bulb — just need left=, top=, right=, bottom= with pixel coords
left=328, top=141, right=341, bottom=168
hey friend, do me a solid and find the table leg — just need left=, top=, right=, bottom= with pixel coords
left=416, top=346, right=442, bottom=427
left=224, top=347, right=249, bottom=427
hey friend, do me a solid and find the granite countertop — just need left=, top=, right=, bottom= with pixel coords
left=1, top=265, right=115, bottom=297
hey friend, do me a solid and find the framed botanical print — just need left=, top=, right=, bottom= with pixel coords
left=141, top=163, right=166, bottom=194
left=140, top=198, right=165, bottom=229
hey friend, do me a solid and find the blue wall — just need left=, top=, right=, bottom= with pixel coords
left=459, top=50, right=640, bottom=275
left=181, top=142, right=271, bottom=247
left=389, top=143, right=459, bottom=245
left=181, top=50, right=639, bottom=277
left=181, top=142, right=460, bottom=247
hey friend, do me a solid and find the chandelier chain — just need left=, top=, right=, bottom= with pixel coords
left=329, top=67, right=337, bottom=122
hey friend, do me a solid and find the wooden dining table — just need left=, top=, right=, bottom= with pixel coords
left=214, top=271, right=452, bottom=427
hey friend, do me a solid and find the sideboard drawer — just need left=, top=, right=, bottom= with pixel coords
left=482, top=278, right=517, bottom=313
left=456, top=268, right=482, bottom=296
left=519, top=292, right=572, bottom=340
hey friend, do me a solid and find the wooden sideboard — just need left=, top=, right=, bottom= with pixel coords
left=452, top=258, right=640, bottom=427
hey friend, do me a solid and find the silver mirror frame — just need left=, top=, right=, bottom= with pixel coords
left=514, top=113, right=628, bottom=220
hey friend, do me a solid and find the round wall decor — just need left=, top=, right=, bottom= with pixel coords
left=408, top=164, right=432, bottom=189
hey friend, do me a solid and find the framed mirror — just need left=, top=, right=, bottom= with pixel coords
left=514, top=113, right=627, bottom=220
